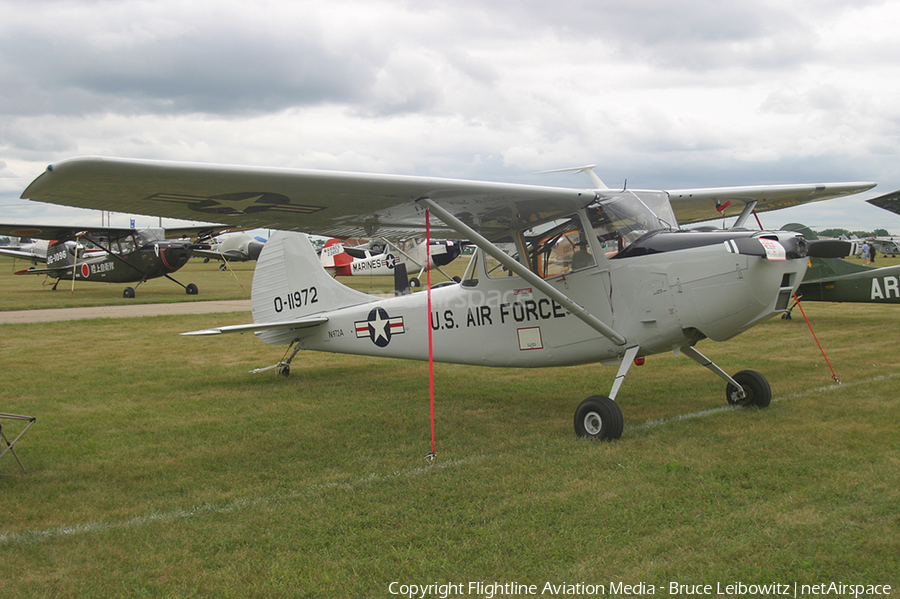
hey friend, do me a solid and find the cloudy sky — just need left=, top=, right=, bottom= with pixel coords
left=2, top=0, right=900, bottom=232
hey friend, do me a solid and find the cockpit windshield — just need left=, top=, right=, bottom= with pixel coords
left=586, top=190, right=677, bottom=256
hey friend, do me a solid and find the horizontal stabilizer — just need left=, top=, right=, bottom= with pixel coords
left=181, top=315, right=328, bottom=336
left=14, top=267, right=56, bottom=275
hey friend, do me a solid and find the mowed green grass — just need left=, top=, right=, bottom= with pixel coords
left=1, top=274, right=899, bottom=596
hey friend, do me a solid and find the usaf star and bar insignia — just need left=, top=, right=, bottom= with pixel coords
left=355, top=307, right=405, bottom=347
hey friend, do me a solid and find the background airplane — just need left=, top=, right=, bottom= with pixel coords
left=192, top=231, right=267, bottom=269
left=782, top=222, right=900, bottom=310
left=319, top=237, right=461, bottom=286
left=0, top=223, right=223, bottom=297
left=0, top=236, right=50, bottom=264
left=865, top=236, right=900, bottom=258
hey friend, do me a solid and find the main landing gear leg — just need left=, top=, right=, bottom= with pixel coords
left=164, top=274, right=199, bottom=295
left=574, top=346, right=639, bottom=441
left=680, top=345, right=771, bottom=408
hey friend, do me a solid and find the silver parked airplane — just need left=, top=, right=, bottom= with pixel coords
left=20, top=157, right=874, bottom=439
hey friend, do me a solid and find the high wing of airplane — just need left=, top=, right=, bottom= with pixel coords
left=0, top=222, right=218, bottom=297
left=20, top=156, right=879, bottom=439
left=319, top=237, right=461, bottom=286
left=191, top=231, right=267, bottom=268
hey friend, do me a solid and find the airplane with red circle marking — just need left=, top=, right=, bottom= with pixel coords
left=0, top=223, right=224, bottom=297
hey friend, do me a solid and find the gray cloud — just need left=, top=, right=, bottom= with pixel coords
left=2, top=0, right=900, bottom=231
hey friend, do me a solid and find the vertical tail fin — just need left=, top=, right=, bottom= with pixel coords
left=45, top=240, right=76, bottom=271
left=251, top=232, right=372, bottom=328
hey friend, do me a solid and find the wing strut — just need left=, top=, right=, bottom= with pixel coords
left=416, top=198, right=627, bottom=346
left=732, top=200, right=758, bottom=229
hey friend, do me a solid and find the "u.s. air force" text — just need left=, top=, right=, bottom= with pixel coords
left=431, top=299, right=568, bottom=331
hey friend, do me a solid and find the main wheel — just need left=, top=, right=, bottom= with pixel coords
left=574, top=395, right=623, bottom=440
left=186, top=283, right=198, bottom=295
left=123, top=287, right=135, bottom=298
left=725, top=370, right=771, bottom=407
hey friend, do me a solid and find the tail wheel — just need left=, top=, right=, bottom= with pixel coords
left=726, top=370, right=771, bottom=407
left=574, top=395, right=623, bottom=440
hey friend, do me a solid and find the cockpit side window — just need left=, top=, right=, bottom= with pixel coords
left=484, top=237, right=521, bottom=279
left=520, top=215, right=595, bottom=278
left=463, top=214, right=599, bottom=284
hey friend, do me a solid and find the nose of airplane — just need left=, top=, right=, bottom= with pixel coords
left=431, top=240, right=462, bottom=267
left=247, top=239, right=265, bottom=261
left=158, top=241, right=193, bottom=272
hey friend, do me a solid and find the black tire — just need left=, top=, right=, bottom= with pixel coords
left=574, top=395, right=624, bottom=440
left=186, top=283, right=198, bottom=295
left=123, top=287, right=135, bottom=299
left=725, top=370, right=771, bottom=407
left=408, top=277, right=420, bottom=288
left=277, top=364, right=290, bottom=377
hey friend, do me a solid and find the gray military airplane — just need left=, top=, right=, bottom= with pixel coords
left=19, top=157, right=877, bottom=438
left=0, top=236, right=50, bottom=264
left=0, top=222, right=219, bottom=297
left=192, top=230, right=267, bottom=269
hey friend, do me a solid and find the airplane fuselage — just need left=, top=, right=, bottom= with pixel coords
left=252, top=230, right=806, bottom=369
left=798, top=263, right=900, bottom=303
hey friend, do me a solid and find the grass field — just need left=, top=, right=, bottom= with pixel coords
left=1, top=257, right=898, bottom=598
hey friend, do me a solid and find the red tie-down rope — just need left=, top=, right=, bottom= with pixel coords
left=792, top=294, right=841, bottom=384
left=425, top=210, right=437, bottom=463
left=743, top=212, right=834, bottom=381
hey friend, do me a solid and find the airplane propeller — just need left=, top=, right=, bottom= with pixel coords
left=806, top=239, right=852, bottom=259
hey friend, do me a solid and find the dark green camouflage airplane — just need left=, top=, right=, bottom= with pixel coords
left=0, top=223, right=219, bottom=297
left=782, top=222, right=900, bottom=308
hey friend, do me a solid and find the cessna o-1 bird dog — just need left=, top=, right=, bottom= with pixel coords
left=0, top=222, right=218, bottom=297
left=20, top=157, right=876, bottom=439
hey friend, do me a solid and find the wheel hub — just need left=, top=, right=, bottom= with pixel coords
left=583, top=411, right=602, bottom=435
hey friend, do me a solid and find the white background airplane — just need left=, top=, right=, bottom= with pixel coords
left=192, top=231, right=267, bottom=269
left=319, top=237, right=461, bottom=286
